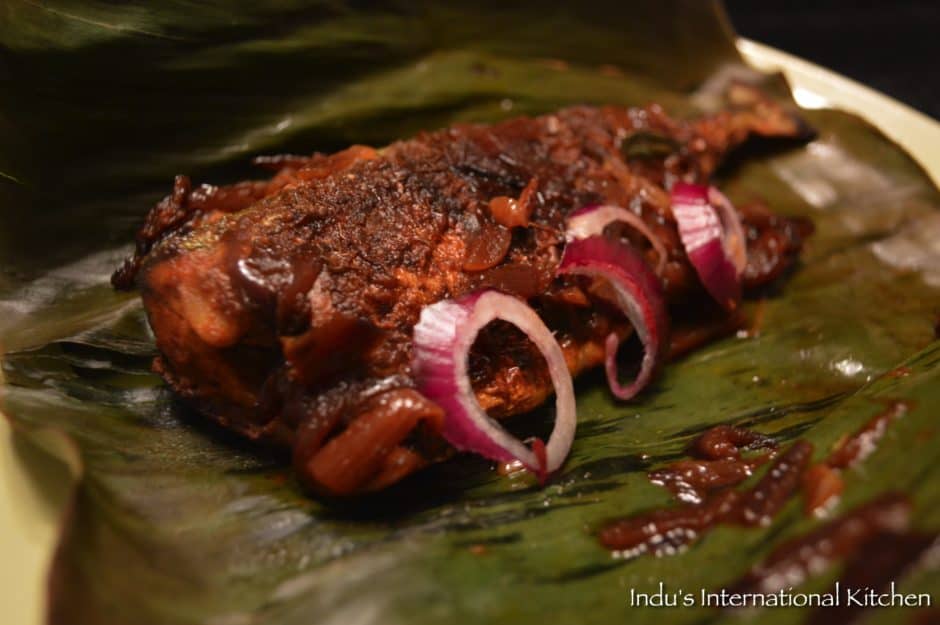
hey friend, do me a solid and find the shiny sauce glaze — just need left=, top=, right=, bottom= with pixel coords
left=827, top=400, right=910, bottom=469
left=648, top=424, right=778, bottom=504
left=599, top=438, right=812, bottom=555
left=730, top=493, right=912, bottom=594
left=803, top=400, right=911, bottom=516
left=730, top=492, right=937, bottom=625
left=599, top=398, right=933, bottom=621
left=601, top=399, right=914, bottom=556
left=807, top=527, right=937, bottom=625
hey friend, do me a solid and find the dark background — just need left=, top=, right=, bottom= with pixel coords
left=725, top=0, right=939, bottom=119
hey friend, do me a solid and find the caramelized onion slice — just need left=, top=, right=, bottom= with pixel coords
left=412, top=290, right=576, bottom=477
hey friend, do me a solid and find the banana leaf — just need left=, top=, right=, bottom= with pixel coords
left=1, top=2, right=938, bottom=624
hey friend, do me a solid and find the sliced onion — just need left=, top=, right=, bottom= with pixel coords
left=671, top=182, right=745, bottom=310
left=412, top=290, right=576, bottom=476
left=708, top=187, right=748, bottom=274
left=566, top=204, right=668, bottom=274
left=558, top=236, right=668, bottom=400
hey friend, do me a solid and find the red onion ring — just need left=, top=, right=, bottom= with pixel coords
left=566, top=204, right=668, bottom=274
left=412, top=290, right=576, bottom=476
left=671, top=182, right=745, bottom=310
left=558, top=236, right=668, bottom=400
left=708, top=187, right=747, bottom=274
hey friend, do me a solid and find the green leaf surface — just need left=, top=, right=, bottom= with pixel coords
left=1, top=2, right=938, bottom=624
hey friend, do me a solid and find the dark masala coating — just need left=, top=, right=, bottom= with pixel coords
left=114, top=85, right=811, bottom=496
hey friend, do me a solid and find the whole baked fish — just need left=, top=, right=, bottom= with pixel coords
left=114, top=84, right=811, bottom=495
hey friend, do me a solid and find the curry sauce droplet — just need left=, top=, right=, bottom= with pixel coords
left=488, top=177, right=538, bottom=229
left=462, top=222, right=512, bottom=271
